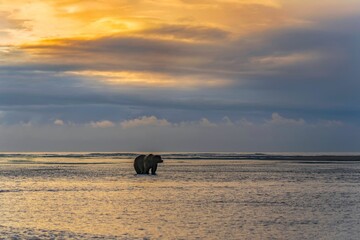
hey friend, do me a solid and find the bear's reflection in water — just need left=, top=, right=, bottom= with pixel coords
left=134, top=154, right=163, bottom=175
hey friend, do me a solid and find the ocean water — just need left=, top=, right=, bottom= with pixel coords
left=0, top=153, right=359, bottom=239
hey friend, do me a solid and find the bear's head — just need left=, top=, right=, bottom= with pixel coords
left=153, top=155, right=163, bottom=163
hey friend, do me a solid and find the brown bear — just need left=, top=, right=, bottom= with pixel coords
left=134, top=154, right=163, bottom=175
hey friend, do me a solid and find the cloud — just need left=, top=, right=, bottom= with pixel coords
left=121, top=116, right=171, bottom=129
left=222, top=116, right=234, bottom=126
left=89, top=120, right=115, bottom=128
left=0, top=114, right=354, bottom=152
left=0, top=32, right=359, bottom=131
left=67, top=70, right=231, bottom=88
left=139, top=24, right=231, bottom=41
left=0, top=2, right=359, bottom=151
left=17, top=35, right=221, bottom=85
left=0, top=11, right=29, bottom=30
left=20, top=121, right=32, bottom=127
left=266, top=113, right=305, bottom=126
left=0, top=64, right=358, bottom=129
left=198, top=118, right=217, bottom=127
left=54, top=119, right=64, bottom=126
left=180, top=0, right=281, bottom=8
left=236, top=118, right=255, bottom=127
left=0, top=11, right=31, bottom=45
left=15, top=14, right=359, bottom=93
left=251, top=52, right=325, bottom=67
left=120, top=114, right=344, bottom=130
left=315, top=120, right=344, bottom=128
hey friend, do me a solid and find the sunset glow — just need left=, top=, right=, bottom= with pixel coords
left=1, top=0, right=359, bottom=151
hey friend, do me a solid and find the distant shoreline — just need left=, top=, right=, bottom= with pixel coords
left=0, top=152, right=360, bottom=161
left=235, top=155, right=360, bottom=161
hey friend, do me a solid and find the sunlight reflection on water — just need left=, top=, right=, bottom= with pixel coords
left=0, top=157, right=359, bottom=239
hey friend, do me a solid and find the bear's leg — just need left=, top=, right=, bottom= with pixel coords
left=134, top=164, right=141, bottom=174
left=151, top=164, right=158, bottom=175
left=144, top=163, right=150, bottom=174
left=139, top=165, right=145, bottom=174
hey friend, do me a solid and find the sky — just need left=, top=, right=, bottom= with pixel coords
left=0, top=0, right=359, bottom=152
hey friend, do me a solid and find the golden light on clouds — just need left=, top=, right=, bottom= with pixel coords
left=68, top=70, right=232, bottom=89
left=0, top=0, right=358, bottom=153
left=3, top=0, right=360, bottom=43
left=1, top=0, right=360, bottom=88
left=0, top=0, right=288, bottom=45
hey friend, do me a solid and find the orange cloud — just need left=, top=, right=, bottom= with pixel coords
left=0, top=0, right=299, bottom=46
left=2, top=0, right=360, bottom=91
left=68, top=70, right=232, bottom=89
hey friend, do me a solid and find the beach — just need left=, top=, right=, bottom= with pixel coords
left=0, top=153, right=359, bottom=239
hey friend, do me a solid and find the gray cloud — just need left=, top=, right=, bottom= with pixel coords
left=18, top=16, right=359, bottom=84
left=2, top=67, right=356, bottom=126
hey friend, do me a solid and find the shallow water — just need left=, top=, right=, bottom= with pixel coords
left=0, top=154, right=359, bottom=239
